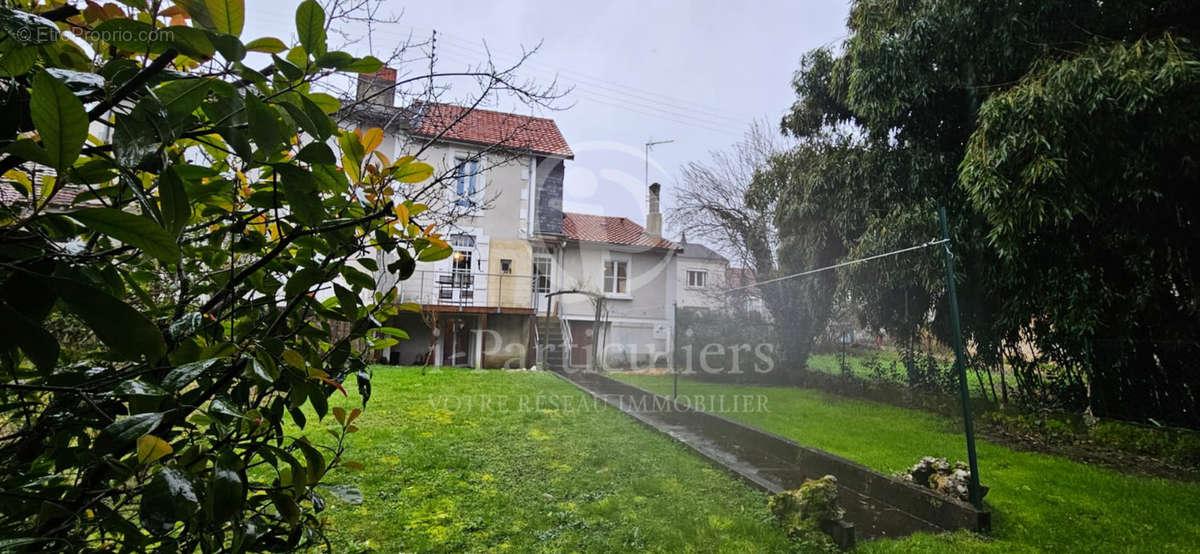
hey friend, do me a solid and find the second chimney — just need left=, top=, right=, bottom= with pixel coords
left=646, top=182, right=662, bottom=238
left=356, top=67, right=397, bottom=107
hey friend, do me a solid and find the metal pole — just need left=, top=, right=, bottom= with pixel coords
left=938, top=206, right=982, bottom=509
left=644, top=139, right=674, bottom=206
left=673, top=303, right=679, bottom=399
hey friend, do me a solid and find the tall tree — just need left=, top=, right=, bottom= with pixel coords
left=761, top=0, right=1200, bottom=423
left=0, top=1, right=559, bottom=549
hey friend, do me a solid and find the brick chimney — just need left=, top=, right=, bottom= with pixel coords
left=646, top=182, right=662, bottom=238
left=356, top=67, right=396, bottom=107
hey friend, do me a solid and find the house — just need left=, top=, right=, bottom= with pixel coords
left=343, top=69, right=680, bottom=370
left=675, top=237, right=731, bottom=310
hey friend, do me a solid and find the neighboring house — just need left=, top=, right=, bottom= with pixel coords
left=342, top=68, right=680, bottom=370
left=675, top=238, right=730, bottom=310
left=555, top=199, right=679, bottom=369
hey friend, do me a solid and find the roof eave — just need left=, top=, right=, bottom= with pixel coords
left=409, top=133, right=574, bottom=160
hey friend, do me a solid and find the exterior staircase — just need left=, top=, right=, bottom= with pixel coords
left=536, top=316, right=568, bottom=371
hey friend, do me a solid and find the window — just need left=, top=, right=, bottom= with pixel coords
left=450, top=234, right=475, bottom=248
left=453, top=157, right=480, bottom=207
left=604, top=259, right=629, bottom=295
left=449, top=234, right=474, bottom=287
left=687, top=270, right=707, bottom=288
left=500, top=259, right=512, bottom=274
left=533, top=256, right=551, bottom=294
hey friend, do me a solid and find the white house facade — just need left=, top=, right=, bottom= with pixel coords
left=342, top=69, right=681, bottom=370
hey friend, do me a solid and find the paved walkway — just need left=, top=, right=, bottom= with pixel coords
left=555, top=370, right=990, bottom=543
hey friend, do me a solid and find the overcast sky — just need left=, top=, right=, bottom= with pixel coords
left=245, top=1, right=850, bottom=248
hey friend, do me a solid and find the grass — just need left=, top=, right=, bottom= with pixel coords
left=806, top=351, right=1004, bottom=399
left=611, top=373, right=1200, bottom=553
left=295, top=366, right=800, bottom=553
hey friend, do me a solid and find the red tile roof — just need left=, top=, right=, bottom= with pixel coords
left=563, top=212, right=677, bottom=250
left=410, top=102, right=574, bottom=159
left=0, top=182, right=84, bottom=206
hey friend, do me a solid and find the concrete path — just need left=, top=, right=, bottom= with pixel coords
left=555, top=370, right=990, bottom=544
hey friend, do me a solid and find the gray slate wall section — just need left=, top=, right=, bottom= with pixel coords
left=536, top=157, right=565, bottom=236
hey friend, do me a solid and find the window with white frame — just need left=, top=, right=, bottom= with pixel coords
left=533, top=256, right=551, bottom=294
left=453, top=156, right=480, bottom=207
left=686, top=269, right=708, bottom=288
left=604, top=259, right=629, bottom=295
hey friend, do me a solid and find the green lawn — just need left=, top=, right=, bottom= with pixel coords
left=612, top=373, right=1200, bottom=553
left=296, top=367, right=799, bottom=552
left=807, top=351, right=1007, bottom=399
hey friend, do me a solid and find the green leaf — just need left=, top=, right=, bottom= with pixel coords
left=115, top=380, right=170, bottom=398
left=273, top=164, right=324, bottom=226
left=284, top=266, right=324, bottom=299
left=208, top=32, right=246, bottom=61
left=388, top=249, right=416, bottom=279
left=30, top=71, right=88, bottom=171
left=245, top=37, right=287, bottom=53
left=270, top=53, right=305, bottom=82
left=0, top=45, right=38, bottom=77
left=0, top=302, right=58, bottom=371
left=68, top=208, right=181, bottom=264
left=165, top=25, right=216, bottom=59
left=268, top=491, right=300, bottom=525
left=297, top=142, right=336, bottom=164
left=205, top=0, right=245, bottom=36
left=98, top=412, right=165, bottom=452
left=206, top=465, right=245, bottom=522
left=139, top=468, right=199, bottom=537
left=341, top=266, right=375, bottom=290
left=175, top=0, right=216, bottom=30
left=299, top=94, right=334, bottom=140
left=417, top=245, right=453, bottom=262
left=391, top=160, right=435, bottom=183
left=375, top=327, right=410, bottom=340
left=0, top=7, right=60, bottom=46
left=315, top=51, right=353, bottom=69
left=333, top=284, right=358, bottom=319
left=159, top=168, right=190, bottom=237
left=2, top=139, right=51, bottom=169
left=244, top=93, right=285, bottom=153
left=163, top=358, right=223, bottom=390
left=357, top=257, right=378, bottom=271
left=52, top=276, right=167, bottom=361
left=295, top=0, right=327, bottom=56
left=294, top=438, right=325, bottom=484
left=343, top=56, right=384, bottom=74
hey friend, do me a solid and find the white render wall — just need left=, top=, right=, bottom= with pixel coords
left=676, top=256, right=730, bottom=310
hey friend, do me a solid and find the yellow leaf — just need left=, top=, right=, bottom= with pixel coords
left=137, top=434, right=173, bottom=465
left=341, top=155, right=360, bottom=182
left=373, top=150, right=392, bottom=167
left=282, top=350, right=306, bottom=369
left=362, top=127, right=383, bottom=155
left=394, top=203, right=409, bottom=226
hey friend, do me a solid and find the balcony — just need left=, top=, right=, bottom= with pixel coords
left=395, top=269, right=540, bottom=313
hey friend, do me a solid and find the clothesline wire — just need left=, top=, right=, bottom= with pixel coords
left=723, top=238, right=950, bottom=295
